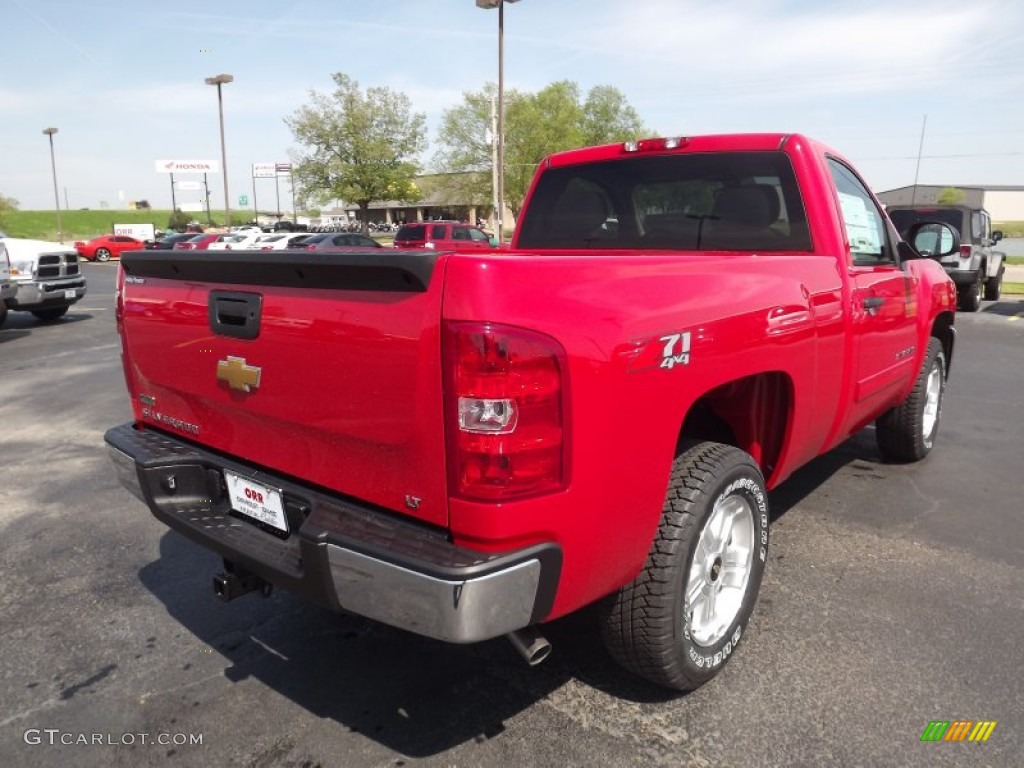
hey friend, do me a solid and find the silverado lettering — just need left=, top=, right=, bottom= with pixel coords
left=106, top=133, right=959, bottom=691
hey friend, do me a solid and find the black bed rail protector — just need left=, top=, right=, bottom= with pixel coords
left=120, top=249, right=439, bottom=292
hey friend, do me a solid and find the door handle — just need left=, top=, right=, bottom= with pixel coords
left=209, top=291, right=262, bottom=340
left=862, top=296, right=884, bottom=315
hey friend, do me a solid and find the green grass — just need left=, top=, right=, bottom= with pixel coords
left=994, top=221, right=1024, bottom=238
left=1004, top=255, right=1024, bottom=266
left=1003, top=282, right=1024, bottom=295
left=1, top=209, right=252, bottom=241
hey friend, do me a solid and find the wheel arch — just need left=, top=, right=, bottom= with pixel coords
left=930, top=311, right=955, bottom=378
left=676, top=371, right=794, bottom=483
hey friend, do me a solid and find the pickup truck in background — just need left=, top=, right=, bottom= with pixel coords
left=884, top=203, right=1005, bottom=310
left=0, top=241, right=17, bottom=327
left=0, top=238, right=87, bottom=323
left=106, top=133, right=959, bottom=691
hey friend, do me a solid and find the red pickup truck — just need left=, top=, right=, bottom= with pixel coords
left=106, top=133, right=960, bottom=691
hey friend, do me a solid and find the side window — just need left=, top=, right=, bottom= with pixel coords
left=981, top=211, right=991, bottom=242
left=451, top=227, right=471, bottom=241
left=431, top=225, right=447, bottom=240
left=971, top=211, right=983, bottom=241
left=826, top=158, right=892, bottom=266
left=468, top=228, right=489, bottom=242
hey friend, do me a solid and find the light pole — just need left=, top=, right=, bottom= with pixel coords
left=42, top=127, right=63, bottom=241
left=477, top=0, right=520, bottom=240
left=205, top=73, right=233, bottom=227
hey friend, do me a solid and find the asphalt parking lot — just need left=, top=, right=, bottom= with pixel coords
left=1, top=263, right=1022, bottom=768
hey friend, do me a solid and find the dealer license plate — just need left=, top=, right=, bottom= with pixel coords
left=64, top=290, right=77, bottom=299
left=224, top=471, right=288, bottom=533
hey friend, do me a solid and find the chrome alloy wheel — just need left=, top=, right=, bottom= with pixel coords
left=922, top=360, right=942, bottom=448
left=685, top=492, right=755, bottom=646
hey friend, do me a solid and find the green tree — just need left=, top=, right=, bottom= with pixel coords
left=167, top=210, right=190, bottom=231
left=936, top=186, right=966, bottom=205
left=430, top=83, right=508, bottom=216
left=286, top=73, right=427, bottom=234
left=0, top=194, right=19, bottom=231
left=581, top=85, right=645, bottom=147
left=433, top=81, right=648, bottom=218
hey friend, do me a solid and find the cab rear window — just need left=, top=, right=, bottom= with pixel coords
left=516, top=151, right=812, bottom=251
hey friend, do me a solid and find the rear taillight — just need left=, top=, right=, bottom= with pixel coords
left=444, top=322, right=568, bottom=501
left=959, top=245, right=972, bottom=259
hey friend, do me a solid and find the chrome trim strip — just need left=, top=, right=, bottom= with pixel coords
left=326, top=546, right=541, bottom=643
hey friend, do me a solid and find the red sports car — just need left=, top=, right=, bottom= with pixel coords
left=74, top=235, right=147, bottom=262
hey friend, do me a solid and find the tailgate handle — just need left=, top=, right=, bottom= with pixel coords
left=209, top=291, right=262, bottom=340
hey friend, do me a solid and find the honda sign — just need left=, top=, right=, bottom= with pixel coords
left=155, top=159, right=219, bottom=174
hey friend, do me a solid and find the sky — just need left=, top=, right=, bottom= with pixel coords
left=3, top=0, right=1024, bottom=212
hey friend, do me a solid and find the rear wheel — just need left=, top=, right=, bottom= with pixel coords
left=958, top=274, right=982, bottom=312
left=876, top=337, right=945, bottom=462
left=601, top=441, right=769, bottom=690
left=984, top=268, right=1003, bottom=301
left=0, top=301, right=8, bottom=328
left=95, top=248, right=112, bottom=262
left=31, top=306, right=69, bottom=322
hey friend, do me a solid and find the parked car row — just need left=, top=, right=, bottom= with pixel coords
left=139, top=221, right=498, bottom=253
left=60, top=221, right=501, bottom=265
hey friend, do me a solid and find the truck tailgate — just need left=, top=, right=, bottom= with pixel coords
left=119, top=249, right=449, bottom=527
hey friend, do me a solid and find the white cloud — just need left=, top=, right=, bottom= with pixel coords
left=518, top=0, right=1010, bottom=102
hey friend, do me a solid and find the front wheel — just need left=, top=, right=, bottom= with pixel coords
left=876, top=337, right=945, bottom=462
left=984, top=268, right=1003, bottom=301
left=31, top=306, right=69, bottom=322
left=601, top=441, right=769, bottom=691
left=95, top=248, right=112, bottom=262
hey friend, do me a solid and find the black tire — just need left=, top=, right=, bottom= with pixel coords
left=876, top=337, right=945, bottom=463
left=958, top=274, right=982, bottom=312
left=601, top=441, right=769, bottom=691
left=95, top=248, right=112, bottom=262
left=31, top=306, right=69, bottom=322
left=0, top=301, right=8, bottom=328
left=984, top=268, right=1003, bottom=301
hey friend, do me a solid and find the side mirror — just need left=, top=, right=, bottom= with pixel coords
left=992, top=230, right=1003, bottom=243
left=904, top=221, right=960, bottom=259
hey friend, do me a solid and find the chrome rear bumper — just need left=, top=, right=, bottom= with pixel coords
left=105, top=423, right=560, bottom=643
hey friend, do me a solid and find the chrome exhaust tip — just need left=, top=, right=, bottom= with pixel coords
left=506, top=626, right=552, bottom=666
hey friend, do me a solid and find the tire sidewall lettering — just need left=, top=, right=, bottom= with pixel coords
left=681, top=466, right=767, bottom=675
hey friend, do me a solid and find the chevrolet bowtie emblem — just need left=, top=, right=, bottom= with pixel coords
left=216, top=356, right=262, bottom=393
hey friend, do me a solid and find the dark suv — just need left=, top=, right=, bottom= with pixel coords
left=393, top=221, right=497, bottom=251
left=885, top=204, right=1005, bottom=311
